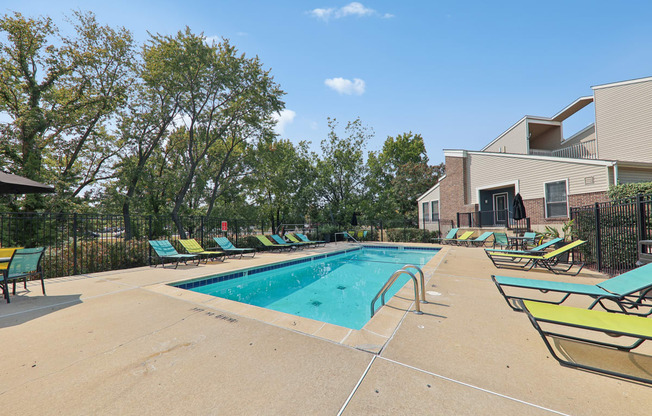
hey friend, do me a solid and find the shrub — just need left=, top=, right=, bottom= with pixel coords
left=608, top=183, right=652, bottom=201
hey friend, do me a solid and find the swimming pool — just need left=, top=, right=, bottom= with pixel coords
left=173, top=246, right=439, bottom=330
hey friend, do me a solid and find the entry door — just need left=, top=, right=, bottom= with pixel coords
left=494, top=193, right=508, bottom=224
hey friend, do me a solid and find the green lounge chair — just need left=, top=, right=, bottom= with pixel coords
left=149, top=240, right=200, bottom=268
left=286, top=233, right=315, bottom=247
left=433, top=228, right=458, bottom=244
left=485, top=237, right=562, bottom=254
left=295, top=233, right=326, bottom=247
left=179, top=239, right=225, bottom=263
left=1, top=247, right=46, bottom=303
left=492, top=261, right=652, bottom=315
left=519, top=299, right=652, bottom=385
left=213, top=237, right=256, bottom=258
left=271, top=234, right=304, bottom=249
left=487, top=240, right=586, bottom=275
left=449, top=231, right=474, bottom=246
left=492, top=232, right=510, bottom=249
left=465, top=232, right=494, bottom=247
left=255, top=235, right=294, bottom=252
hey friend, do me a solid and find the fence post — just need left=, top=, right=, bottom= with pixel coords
left=73, top=213, right=78, bottom=276
left=200, top=216, right=205, bottom=245
left=637, top=193, right=646, bottom=242
left=148, top=215, right=152, bottom=266
left=594, top=202, right=602, bottom=272
left=456, top=213, right=460, bottom=228
left=235, top=219, right=239, bottom=245
left=380, top=220, right=384, bottom=242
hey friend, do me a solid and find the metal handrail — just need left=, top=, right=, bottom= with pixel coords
left=392, top=265, right=426, bottom=303
left=370, top=266, right=424, bottom=317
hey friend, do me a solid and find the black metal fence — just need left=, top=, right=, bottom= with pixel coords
left=0, top=212, right=301, bottom=279
left=0, top=212, right=433, bottom=279
left=570, top=194, right=652, bottom=275
left=456, top=210, right=531, bottom=232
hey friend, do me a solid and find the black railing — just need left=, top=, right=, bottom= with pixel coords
left=570, top=194, right=652, bottom=275
left=455, top=210, right=530, bottom=231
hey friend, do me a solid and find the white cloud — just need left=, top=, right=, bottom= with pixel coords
left=272, top=109, right=296, bottom=135
left=324, top=77, right=366, bottom=95
left=204, top=35, right=222, bottom=45
left=308, top=2, right=393, bottom=21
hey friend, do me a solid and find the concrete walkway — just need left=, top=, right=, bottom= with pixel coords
left=1, top=243, right=650, bottom=415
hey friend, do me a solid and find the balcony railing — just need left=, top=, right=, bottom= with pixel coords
left=456, top=210, right=530, bottom=231
left=530, top=139, right=596, bottom=160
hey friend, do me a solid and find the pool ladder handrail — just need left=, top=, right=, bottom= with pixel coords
left=370, top=264, right=427, bottom=318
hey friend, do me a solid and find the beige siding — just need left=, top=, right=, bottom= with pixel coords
left=465, top=153, right=609, bottom=204
left=418, top=183, right=440, bottom=202
left=594, top=79, right=652, bottom=163
left=483, top=119, right=528, bottom=154
left=562, top=124, right=595, bottom=147
left=618, top=167, right=652, bottom=184
left=418, top=185, right=440, bottom=230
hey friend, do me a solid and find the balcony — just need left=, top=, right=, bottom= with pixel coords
left=529, top=139, right=596, bottom=160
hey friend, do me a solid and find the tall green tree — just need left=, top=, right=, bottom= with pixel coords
left=0, top=11, right=134, bottom=211
left=314, top=118, right=371, bottom=225
left=142, top=29, right=284, bottom=237
left=247, top=137, right=315, bottom=231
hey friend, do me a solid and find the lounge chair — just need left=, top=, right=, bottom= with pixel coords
left=213, top=237, right=256, bottom=258
left=433, top=228, right=458, bottom=244
left=449, top=231, right=474, bottom=246
left=522, top=232, right=538, bottom=248
left=271, top=234, right=304, bottom=249
left=486, top=240, right=586, bottom=275
left=255, top=235, right=294, bottom=252
left=519, top=299, right=652, bottom=385
left=149, top=240, right=200, bottom=268
left=485, top=237, right=562, bottom=254
left=1, top=247, right=46, bottom=303
left=286, top=233, right=315, bottom=248
left=492, top=232, right=511, bottom=249
left=179, top=239, right=225, bottom=263
left=464, top=232, right=494, bottom=247
left=492, top=261, right=652, bottom=315
left=295, top=233, right=326, bottom=247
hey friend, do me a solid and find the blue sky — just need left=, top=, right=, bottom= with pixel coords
left=4, top=1, right=652, bottom=163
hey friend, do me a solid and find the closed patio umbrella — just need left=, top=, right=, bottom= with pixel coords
left=0, top=171, right=55, bottom=194
left=512, top=193, right=526, bottom=221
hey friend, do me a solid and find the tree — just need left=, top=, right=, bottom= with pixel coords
left=142, top=29, right=284, bottom=238
left=0, top=11, right=134, bottom=211
left=366, top=132, right=443, bottom=220
left=247, top=137, right=315, bottom=231
left=314, top=118, right=371, bottom=225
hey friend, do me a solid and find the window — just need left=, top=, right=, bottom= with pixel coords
left=545, top=180, right=568, bottom=218
left=431, top=200, right=439, bottom=221
left=422, top=202, right=429, bottom=222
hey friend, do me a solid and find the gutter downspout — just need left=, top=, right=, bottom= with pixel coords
left=613, top=162, right=619, bottom=185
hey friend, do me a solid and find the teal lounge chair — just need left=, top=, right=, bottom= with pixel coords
left=285, top=233, right=314, bottom=247
left=465, top=232, right=494, bottom=247
left=448, top=231, right=475, bottom=246
left=271, top=234, right=303, bottom=249
left=485, top=237, right=562, bottom=254
left=149, top=240, right=200, bottom=268
left=433, top=228, right=458, bottom=244
left=493, top=260, right=652, bottom=314
left=522, top=232, right=537, bottom=247
left=295, top=233, right=326, bottom=247
left=214, top=237, right=256, bottom=258
left=1, top=247, right=46, bottom=303
left=519, top=300, right=652, bottom=385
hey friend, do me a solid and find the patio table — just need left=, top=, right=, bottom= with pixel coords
left=508, top=236, right=531, bottom=251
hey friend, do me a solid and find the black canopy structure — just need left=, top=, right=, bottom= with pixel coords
left=512, top=193, right=527, bottom=221
left=0, top=172, right=55, bottom=195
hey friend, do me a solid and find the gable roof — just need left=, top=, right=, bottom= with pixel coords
left=417, top=175, right=445, bottom=201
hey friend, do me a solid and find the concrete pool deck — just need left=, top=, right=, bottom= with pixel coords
left=1, top=242, right=650, bottom=415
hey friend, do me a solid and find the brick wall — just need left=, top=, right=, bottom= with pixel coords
left=439, top=155, right=466, bottom=225
left=524, top=191, right=609, bottom=229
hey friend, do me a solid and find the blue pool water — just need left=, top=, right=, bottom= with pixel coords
left=177, top=246, right=438, bottom=330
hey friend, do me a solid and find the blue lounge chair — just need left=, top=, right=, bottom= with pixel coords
left=433, top=228, right=458, bottom=244
left=465, top=231, right=494, bottom=247
left=492, top=261, right=652, bottom=315
left=485, top=237, right=562, bottom=254
left=214, top=237, right=256, bottom=258
left=149, top=240, right=199, bottom=268
left=295, top=233, right=326, bottom=247
left=1, top=247, right=46, bottom=303
left=271, top=234, right=303, bottom=249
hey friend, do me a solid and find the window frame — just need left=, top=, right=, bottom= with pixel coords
left=543, top=179, right=569, bottom=218
left=422, top=201, right=430, bottom=222
left=431, top=200, right=439, bottom=221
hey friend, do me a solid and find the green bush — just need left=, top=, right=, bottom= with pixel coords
left=608, top=183, right=652, bottom=201
left=385, top=228, right=438, bottom=243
